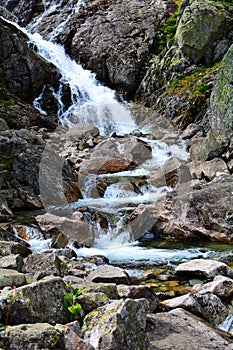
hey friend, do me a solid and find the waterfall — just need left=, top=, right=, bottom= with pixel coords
left=2, top=0, right=204, bottom=265
left=26, top=0, right=137, bottom=135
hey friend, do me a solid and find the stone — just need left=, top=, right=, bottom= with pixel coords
left=0, top=118, right=8, bottom=131
left=189, top=158, right=229, bottom=181
left=0, top=276, right=68, bottom=324
left=161, top=292, right=228, bottom=325
left=175, top=259, right=233, bottom=280
left=0, top=268, right=26, bottom=288
left=117, top=285, right=159, bottom=312
left=147, top=308, right=233, bottom=350
left=23, top=251, right=86, bottom=280
left=86, top=265, right=130, bottom=285
left=175, top=0, right=233, bottom=64
left=78, top=291, right=110, bottom=314
left=0, top=241, right=31, bottom=258
left=152, top=173, right=233, bottom=243
left=82, top=298, right=149, bottom=350
left=36, top=213, right=95, bottom=247
left=0, top=323, right=64, bottom=350
left=0, top=254, right=24, bottom=272
left=63, top=276, right=118, bottom=299
left=55, top=323, right=95, bottom=350
left=192, top=275, right=233, bottom=299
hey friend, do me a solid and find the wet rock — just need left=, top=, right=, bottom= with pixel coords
left=0, top=323, right=64, bottom=350
left=86, top=265, right=130, bottom=285
left=36, top=213, right=95, bottom=247
left=0, top=254, right=24, bottom=272
left=147, top=308, right=233, bottom=350
left=0, top=17, right=60, bottom=101
left=0, top=276, right=68, bottom=324
left=175, top=259, right=233, bottom=280
left=82, top=298, right=149, bottom=350
left=192, top=275, right=233, bottom=299
left=117, top=285, right=159, bottom=312
left=161, top=292, right=228, bottom=325
left=0, top=268, right=26, bottom=288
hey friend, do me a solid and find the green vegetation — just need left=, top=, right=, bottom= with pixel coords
left=63, top=283, right=82, bottom=321
left=0, top=155, right=13, bottom=170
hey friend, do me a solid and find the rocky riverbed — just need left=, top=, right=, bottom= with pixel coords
left=0, top=0, right=232, bottom=349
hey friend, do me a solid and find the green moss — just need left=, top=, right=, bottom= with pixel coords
left=0, top=155, right=13, bottom=170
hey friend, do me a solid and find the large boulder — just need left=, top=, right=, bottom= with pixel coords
left=161, top=292, right=229, bottom=325
left=36, top=213, right=95, bottom=247
left=175, top=259, right=233, bottom=280
left=152, top=174, right=233, bottom=243
left=82, top=298, right=149, bottom=350
left=175, top=0, right=233, bottom=65
left=147, top=308, right=233, bottom=350
left=0, top=276, right=68, bottom=324
left=0, top=129, right=80, bottom=212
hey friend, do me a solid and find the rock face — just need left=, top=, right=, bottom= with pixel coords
left=45, top=0, right=175, bottom=99
left=175, top=0, right=233, bottom=65
left=191, top=44, right=233, bottom=161
left=0, top=17, right=60, bottom=101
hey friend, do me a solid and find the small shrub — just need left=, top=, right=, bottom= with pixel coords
left=63, top=283, right=82, bottom=321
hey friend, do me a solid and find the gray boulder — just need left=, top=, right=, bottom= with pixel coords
left=161, top=292, right=228, bottom=325
left=175, top=259, right=233, bottom=279
left=86, top=265, right=130, bottom=285
left=0, top=276, right=68, bottom=324
left=82, top=298, right=149, bottom=350
left=147, top=308, right=233, bottom=350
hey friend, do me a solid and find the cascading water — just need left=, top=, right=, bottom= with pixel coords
left=3, top=1, right=229, bottom=266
